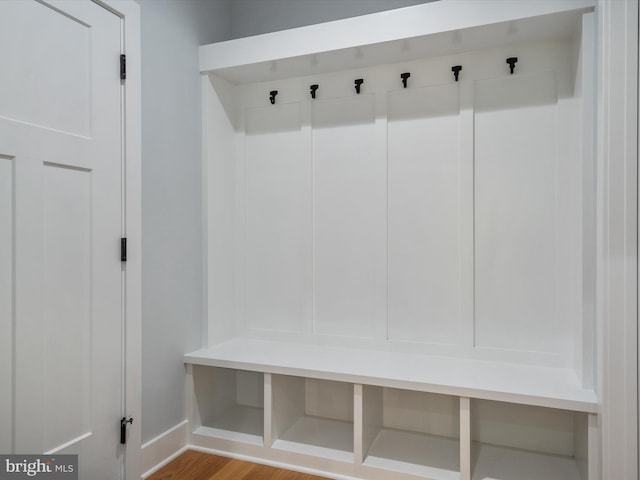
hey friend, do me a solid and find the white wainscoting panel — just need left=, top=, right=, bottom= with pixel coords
left=245, top=103, right=311, bottom=333
left=312, top=94, right=386, bottom=339
left=474, top=73, right=559, bottom=354
left=387, top=84, right=461, bottom=345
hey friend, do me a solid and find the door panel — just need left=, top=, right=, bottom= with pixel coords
left=42, top=164, right=92, bottom=452
left=0, top=0, right=91, bottom=136
left=0, top=1, right=123, bottom=478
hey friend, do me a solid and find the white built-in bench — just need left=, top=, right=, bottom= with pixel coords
left=185, top=340, right=596, bottom=480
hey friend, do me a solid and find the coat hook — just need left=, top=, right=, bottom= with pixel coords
left=310, top=84, right=319, bottom=99
left=451, top=65, right=462, bottom=82
left=400, top=72, right=410, bottom=88
left=354, top=79, right=364, bottom=94
left=506, top=57, right=518, bottom=74
left=269, top=90, right=278, bottom=104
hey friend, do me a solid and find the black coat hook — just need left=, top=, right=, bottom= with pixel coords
left=269, top=90, right=278, bottom=104
left=452, top=65, right=462, bottom=82
left=310, top=84, right=319, bottom=99
left=354, top=79, right=364, bottom=94
left=506, top=57, right=518, bottom=74
left=400, top=72, right=410, bottom=88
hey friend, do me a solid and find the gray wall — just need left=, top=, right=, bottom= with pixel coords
left=230, top=0, right=436, bottom=39
left=138, top=0, right=230, bottom=443
left=138, top=0, right=436, bottom=444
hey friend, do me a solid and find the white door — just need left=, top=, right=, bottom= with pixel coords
left=0, top=1, right=125, bottom=478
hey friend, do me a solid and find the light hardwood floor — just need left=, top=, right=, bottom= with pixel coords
left=147, top=450, right=330, bottom=480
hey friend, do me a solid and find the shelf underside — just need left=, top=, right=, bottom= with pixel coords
left=365, top=428, right=460, bottom=480
left=273, top=415, right=354, bottom=463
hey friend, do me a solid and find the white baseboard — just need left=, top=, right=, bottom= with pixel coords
left=140, top=420, right=189, bottom=479
left=187, top=445, right=361, bottom=480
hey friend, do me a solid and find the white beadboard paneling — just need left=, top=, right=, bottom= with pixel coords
left=42, top=163, right=92, bottom=452
left=312, top=94, right=386, bottom=339
left=387, top=84, right=461, bottom=345
left=0, top=156, right=12, bottom=454
left=245, top=102, right=311, bottom=334
left=474, top=72, right=560, bottom=355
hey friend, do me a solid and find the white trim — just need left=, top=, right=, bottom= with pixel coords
left=597, top=0, right=639, bottom=479
left=141, top=447, right=189, bottom=480
left=460, top=397, right=471, bottom=480
left=140, top=420, right=189, bottom=479
left=199, top=0, right=594, bottom=75
left=201, top=74, right=209, bottom=348
left=44, top=432, right=93, bottom=455
left=94, top=1, right=142, bottom=479
left=185, top=339, right=597, bottom=413
left=188, top=445, right=363, bottom=480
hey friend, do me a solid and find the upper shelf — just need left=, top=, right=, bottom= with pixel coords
left=185, top=338, right=598, bottom=413
left=199, top=0, right=595, bottom=84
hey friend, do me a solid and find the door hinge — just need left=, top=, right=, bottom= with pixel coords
left=120, top=54, right=126, bottom=80
left=121, top=238, right=127, bottom=262
left=120, top=417, right=133, bottom=445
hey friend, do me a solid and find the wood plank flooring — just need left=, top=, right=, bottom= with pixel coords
left=147, top=450, right=330, bottom=480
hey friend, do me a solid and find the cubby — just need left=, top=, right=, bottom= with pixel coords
left=187, top=1, right=601, bottom=478
left=270, top=376, right=354, bottom=463
left=362, top=387, right=460, bottom=479
left=471, top=400, right=589, bottom=480
left=191, top=366, right=264, bottom=445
